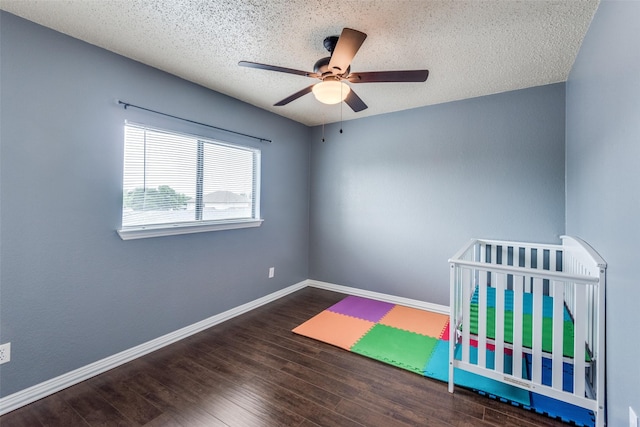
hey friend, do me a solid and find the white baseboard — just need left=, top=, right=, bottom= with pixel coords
left=0, top=279, right=449, bottom=416
left=0, top=280, right=307, bottom=416
left=307, top=279, right=450, bottom=315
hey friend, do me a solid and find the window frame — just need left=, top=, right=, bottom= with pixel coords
left=117, top=122, right=263, bottom=240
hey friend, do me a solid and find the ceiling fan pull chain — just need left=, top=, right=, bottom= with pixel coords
left=340, top=84, right=344, bottom=134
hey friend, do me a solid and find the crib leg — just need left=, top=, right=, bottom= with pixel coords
left=448, top=360, right=454, bottom=393
left=448, top=332, right=455, bottom=393
left=596, top=408, right=605, bottom=427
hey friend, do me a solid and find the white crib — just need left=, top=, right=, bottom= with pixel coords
left=448, top=236, right=606, bottom=426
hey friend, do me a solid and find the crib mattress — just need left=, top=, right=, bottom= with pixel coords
left=468, top=287, right=588, bottom=360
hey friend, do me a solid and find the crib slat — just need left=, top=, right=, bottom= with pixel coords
left=462, top=268, right=472, bottom=364
left=552, top=280, right=565, bottom=390
left=574, top=284, right=587, bottom=397
left=512, top=275, right=524, bottom=379
left=494, top=273, right=506, bottom=374
left=478, top=270, right=488, bottom=368
left=524, top=247, right=531, bottom=268
left=532, top=277, right=544, bottom=384
left=537, top=248, right=544, bottom=271
left=524, top=248, right=532, bottom=292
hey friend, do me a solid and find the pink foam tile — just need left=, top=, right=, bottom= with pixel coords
left=440, top=321, right=450, bottom=341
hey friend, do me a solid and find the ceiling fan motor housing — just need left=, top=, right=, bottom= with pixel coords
left=313, top=57, right=331, bottom=75
left=323, top=36, right=339, bottom=53
left=314, top=56, right=349, bottom=78
left=314, top=35, right=350, bottom=78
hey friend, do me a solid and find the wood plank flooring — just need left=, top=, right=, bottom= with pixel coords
left=1, top=287, right=571, bottom=426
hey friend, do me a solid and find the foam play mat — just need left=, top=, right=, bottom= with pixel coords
left=292, top=295, right=595, bottom=427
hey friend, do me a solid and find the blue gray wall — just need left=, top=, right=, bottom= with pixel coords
left=0, top=12, right=310, bottom=397
left=309, top=85, right=566, bottom=305
left=566, top=1, right=640, bottom=425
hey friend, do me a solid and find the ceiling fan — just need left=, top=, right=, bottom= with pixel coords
left=239, top=28, right=429, bottom=112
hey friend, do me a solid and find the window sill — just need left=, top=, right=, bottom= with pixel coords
left=117, top=219, right=264, bottom=240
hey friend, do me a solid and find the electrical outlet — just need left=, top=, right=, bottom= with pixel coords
left=268, top=267, right=275, bottom=278
left=0, top=343, right=11, bottom=365
left=630, top=406, right=638, bottom=427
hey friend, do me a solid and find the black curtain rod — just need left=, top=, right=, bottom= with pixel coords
left=117, top=100, right=272, bottom=144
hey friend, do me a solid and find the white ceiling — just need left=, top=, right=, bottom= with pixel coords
left=1, top=0, right=599, bottom=126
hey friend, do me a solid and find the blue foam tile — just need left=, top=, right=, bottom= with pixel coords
left=522, top=355, right=594, bottom=426
left=422, top=340, right=449, bottom=382
left=529, top=393, right=595, bottom=427
left=424, top=341, right=531, bottom=406
left=524, top=354, right=574, bottom=393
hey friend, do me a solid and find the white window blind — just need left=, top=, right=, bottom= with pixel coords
left=119, top=122, right=261, bottom=239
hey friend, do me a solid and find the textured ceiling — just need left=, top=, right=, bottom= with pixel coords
left=1, top=0, right=599, bottom=126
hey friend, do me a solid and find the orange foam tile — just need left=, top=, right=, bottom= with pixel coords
left=292, top=310, right=374, bottom=350
left=379, top=305, right=449, bottom=338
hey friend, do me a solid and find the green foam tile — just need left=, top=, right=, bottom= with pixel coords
left=350, top=324, right=439, bottom=374
left=469, top=305, right=587, bottom=360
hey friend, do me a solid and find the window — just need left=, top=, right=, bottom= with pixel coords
left=118, top=122, right=262, bottom=240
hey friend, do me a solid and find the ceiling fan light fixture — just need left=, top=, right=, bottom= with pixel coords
left=312, top=80, right=350, bottom=105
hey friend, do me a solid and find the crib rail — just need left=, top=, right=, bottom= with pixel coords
left=448, top=236, right=606, bottom=426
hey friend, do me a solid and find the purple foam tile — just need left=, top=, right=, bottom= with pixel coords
left=327, top=296, right=395, bottom=322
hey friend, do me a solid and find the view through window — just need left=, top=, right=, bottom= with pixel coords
left=121, top=123, right=260, bottom=230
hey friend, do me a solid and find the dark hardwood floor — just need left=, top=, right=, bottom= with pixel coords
left=1, top=287, right=571, bottom=426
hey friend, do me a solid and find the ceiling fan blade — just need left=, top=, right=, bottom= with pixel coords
left=347, top=69, right=429, bottom=83
left=328, top=28, right=367, bottom=75
left=274, top=85, right=315, bottom=106
left=344, top=89, right=368, bottom=112
left=238, top=61, right=319, bottom=78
